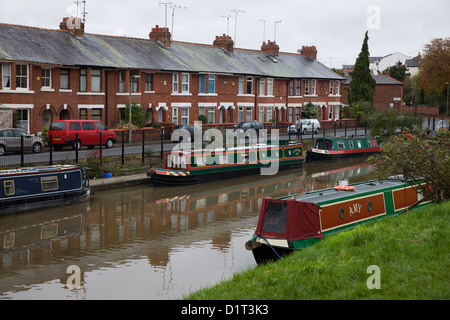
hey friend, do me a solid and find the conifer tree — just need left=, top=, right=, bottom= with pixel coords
left=348, top=31, right=376, bottom=105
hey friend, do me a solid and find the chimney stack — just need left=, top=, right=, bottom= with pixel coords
left=149, top=25, right=171, bottom=47
left=300, top=46, right=317, bottom=60
left=261, top=40, right=279, bottom=57
left=60, top=16, right=84, bottom=37
left=213, top=34, right=234, bottom=53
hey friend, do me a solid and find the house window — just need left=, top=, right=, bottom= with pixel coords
left=181, top=107, right=189, bottom=125
left=267, top=78, right=273, bottom=96
left=145, top=73, right=153, bottom=91
left=119, top=71, right=126, bottom=93
left=335, top=105, right=340, bottom=120
left=2, top=63, right=11, bottom=89
left=4, top=180, right=15, bottom=196
left=60, top=69, right=70, bottom=89
left=80, top=109, right=88, bottom=120
left=311, top=80, right=316, bottom=95
left=305, top=80, right=310, bottom=95
left=260, top=78, right=265, bottom=95
left=289, top=107, right=294, bottom=122
left=173, top=73, right=179, bottom=93
left=91, top=108, right=102, bottom=121
left=172, top=107, right=178, bottom=125
left=130, top=71, right=139, bottom=93
left=238, top=107, right=244, bottom=123
left=42, top=69, right=52, bottom=88
left=91, top=69, right=101, bottom=92
left=259, top=107, right=264, bottom=122
left=208, top=75, right=215, bottom=94
left=80, top=68, right=87, bottom=92
left=181, top=73, right=189, bottom=93
left=296, top=80, right=301, bottom=96
left=200, top=107, right=215, bottom=123
left=266, top=106, right=272, bottom=122
left=329, top=80, right=334, bottom=95
left=238, top=76, right=244, bottom=94
left=246, top=76, right=253, bottom=95
left=199, top=75, right=206, bottom=93
left=289, top=80, right=294, bottom=96
left=246, top=107, right=252, bottom=121
left=336, top=81, right=340, bottom=95
left=16, top=64, right=28, bottom=89
left=16, top=109, right=29, bottom=132
left=329, top=105, right=333, bottom=120
left=41, top=176, right=58, bottom=191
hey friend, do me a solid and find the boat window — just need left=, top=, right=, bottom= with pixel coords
left=4, top=180, right=15, bottom=196
left=357, top=141, right=362, bottom=148
left=263, top=201, right=287, bottom=234
left=349, top=141, right=354, bottom=148
left=339, top=208, right=345, bottom=219
left=41, top=176, right=59, bottom=191
left=367, top=201, right=373, bottom=212
left=416, top=188, right=425, bottom=202
left=367, top=140, right=372, bottom=147
left=337, top=141, right=345, bottom=149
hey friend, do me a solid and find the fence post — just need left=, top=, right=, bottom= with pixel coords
left=142, top=130, right=145, bottom=164
left=20, top=135, right=24, bottom=167
left=121, top=131, right=125, bottom=165
left=334, top=121, right=336, bottom=137
left=160, top=128, right=164, bottom=160
left=75, top=133, right=79, bottom=164
left=355, top=122, right=358, bottom=136
left=311, top=123, right=314, bottom=140
left=49, top=134, right=53, bottom=165
left=344, top=122, right=347, bottom=137
left=99, top=132, right=103, bottom=166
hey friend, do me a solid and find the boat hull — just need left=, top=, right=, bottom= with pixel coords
left=307, top=149, right=379, bottom=162
left=150, top=160, right=304, bottom=186
left=0, top=188, right=90, bottom=215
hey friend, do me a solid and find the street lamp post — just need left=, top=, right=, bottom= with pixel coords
left=129, top=74, right=140, bottom=143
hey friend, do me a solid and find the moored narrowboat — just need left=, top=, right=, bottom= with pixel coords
left=147, top=140, right=305, bottom=186
left=245, top=178, right=430, bottom=264
left=306, top=136, right=381, bottom=161
left=0, top=165, right=90, bottom=215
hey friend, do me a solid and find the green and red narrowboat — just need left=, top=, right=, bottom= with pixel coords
left=245, top=178, right=430, bottom=264
left=306, top=136, right=381, bottom=161
left=147, top=140, right=305, bottom=186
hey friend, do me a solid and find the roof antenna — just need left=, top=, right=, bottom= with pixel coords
left=259, top=19, right=269, bottom=43
left=82, top=0, right=87, bottom=26
left=230, top=9, right=245, bottom=46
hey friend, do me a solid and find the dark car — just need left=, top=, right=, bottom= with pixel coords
left=234, top=121, right=265, bottom=132
left=0, top=128, right=44, bottom=156
left=171, top=124, right=203, bottom=142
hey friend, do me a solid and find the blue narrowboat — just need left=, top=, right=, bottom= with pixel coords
left=0, top=165, right=90, bottom=215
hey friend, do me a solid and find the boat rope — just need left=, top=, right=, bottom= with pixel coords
left=256, top=234, right=281, bottom=259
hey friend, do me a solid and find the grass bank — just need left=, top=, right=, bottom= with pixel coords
left=185, top=201, right=449, bottom=300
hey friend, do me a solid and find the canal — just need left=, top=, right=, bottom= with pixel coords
left=0, top=158, right=376, bottom=300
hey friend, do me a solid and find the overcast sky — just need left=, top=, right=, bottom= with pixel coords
left=1, top=0, right=449, bottom=68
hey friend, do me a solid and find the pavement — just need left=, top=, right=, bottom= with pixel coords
left=88, top=172, right=150, bottom=193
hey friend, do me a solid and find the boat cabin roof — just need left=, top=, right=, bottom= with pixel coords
left=280, top=179, right=408, bottom=206
left=0, top=165, right=80, bottom=176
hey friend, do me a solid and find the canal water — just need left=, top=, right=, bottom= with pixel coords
left=0, top=158, right=376, bottom=300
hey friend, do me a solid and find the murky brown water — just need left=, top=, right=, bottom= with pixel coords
left=0, top=159, right=376, bottom=300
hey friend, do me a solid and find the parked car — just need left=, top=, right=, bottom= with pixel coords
left=298, top=119, right=320, bottom=134
left=171, top=124, right=203, bottom=142
left=0, top=128, right=44, bottom=156
left=235, top=121, right=265, bottom=132
left=48, top=120, right=117, bottom=150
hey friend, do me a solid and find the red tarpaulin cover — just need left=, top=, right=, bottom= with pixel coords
left=255, top=198, right=323, bottom=241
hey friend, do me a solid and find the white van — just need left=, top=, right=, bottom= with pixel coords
left=298, top=119, right=320, bottom=134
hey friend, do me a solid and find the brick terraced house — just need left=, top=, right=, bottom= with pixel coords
left=0, top=17, right=344, bottom=135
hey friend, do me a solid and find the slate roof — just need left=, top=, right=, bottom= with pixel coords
left=343, top=75, right=403, bottom=85
left=0, top=23, right=344, bottom=80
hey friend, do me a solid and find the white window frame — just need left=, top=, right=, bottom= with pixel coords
left=2, top=63, right=11, bottom=89
left=267, top=78, right=273, bottom=96
left=208, top=74, right=215, bottom=94
left=42, top=68, right=52, bottom=89
left=335, top=105, right=340, bottom=120
left=238, top=106, right=244, bottom=123
left=259, top=78, right=265, bottom=96
left=304, top=80, right=310, bottom=95
left=266, top=106, right=272, bottom=122
left=328, top=105, right=333, bottom=120
left=16, top=64, right=29, bottom=90
left=172, top=107, right=179, bottom=125
left=79, top=68, right=87, bottom=92
left=336, top=81, right=340, bottom=95
left=329, top=80, right=334, bottom=95
left=238, top=76, right=244, bottom=94
left=311, top=79, right=316, bottom=95
left=181, top=73, right=189, bottom=93
left=296, top=79, right=301, bottom=96
left=246, top=107, right=252, bottom=122
left=145, top=73, right=153, bottom=92
left=259, top=107, right=264, bottom=122
left=91, top=69, right=101, bottom=92
left=173, top=73, right=179, bottom=93
left=181, top=107, right=189, bottom=125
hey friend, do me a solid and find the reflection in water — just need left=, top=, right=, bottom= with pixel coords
left=0, top=159, right=375, bottom=299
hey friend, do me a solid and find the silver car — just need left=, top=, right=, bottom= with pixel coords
left=0, top=128, right=44, bottom=156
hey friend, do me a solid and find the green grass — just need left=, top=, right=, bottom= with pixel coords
left=185, top=201, right=449, bottom=300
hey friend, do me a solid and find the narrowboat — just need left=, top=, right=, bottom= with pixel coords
left=147, top=140, right=305, bottom=186
left=0, top=165, right=90, bottom=215
left=306, top=136, right=381, bottom=161
left=245, top=178, right=430, bottom=264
